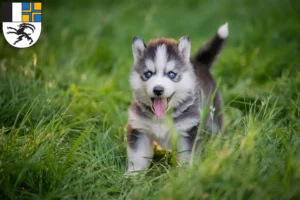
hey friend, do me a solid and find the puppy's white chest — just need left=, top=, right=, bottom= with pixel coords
left=149, top=120, right=169, bottom=138
left=129, top=111, right=171, bottom=148
left=148, top=119, right=170, bottom=148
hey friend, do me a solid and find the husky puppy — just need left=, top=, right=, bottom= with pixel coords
left=126, top=23, right=229, bottom=173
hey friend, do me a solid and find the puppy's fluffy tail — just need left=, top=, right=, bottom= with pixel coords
left=192, top=23, right=229, bottom=68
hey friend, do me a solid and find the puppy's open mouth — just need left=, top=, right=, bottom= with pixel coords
left=151, top=95, right=173, bottom=116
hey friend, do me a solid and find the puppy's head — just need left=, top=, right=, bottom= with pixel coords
left=130, top=36, right=196, bottom=116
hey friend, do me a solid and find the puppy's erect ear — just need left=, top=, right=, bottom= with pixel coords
left=178, top=36, right=191, bottom=61
left=132, top=36, right=146, bottom=62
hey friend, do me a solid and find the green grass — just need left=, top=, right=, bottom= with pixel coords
left=1, top=0, right=300, bottom=199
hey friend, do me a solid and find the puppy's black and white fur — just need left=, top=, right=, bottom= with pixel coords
left=126, top=23, right=229, bottom=173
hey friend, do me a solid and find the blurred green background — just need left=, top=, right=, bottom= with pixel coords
left=0, top=0, right=300, bottom=199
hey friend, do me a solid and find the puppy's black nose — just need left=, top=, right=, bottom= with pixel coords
left=153, top=86, right=164, bottom=96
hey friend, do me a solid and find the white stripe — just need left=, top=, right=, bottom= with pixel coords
left=155, top=44, right=167, bottom=74
left=12, top=3, right=22, bottom=22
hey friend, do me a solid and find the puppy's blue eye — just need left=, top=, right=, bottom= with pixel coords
left=144, top=71, right=153, bottom=78
left=168, top=71, right=177, bottom=79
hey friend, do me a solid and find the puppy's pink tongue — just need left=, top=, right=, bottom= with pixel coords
left=153, top=98, right=167, bottom=116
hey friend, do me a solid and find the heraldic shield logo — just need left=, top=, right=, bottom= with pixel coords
left=2, top=2, right=42, bottom=48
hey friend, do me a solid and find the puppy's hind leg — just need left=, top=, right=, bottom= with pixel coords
left=126, top=125, right=153, bottom=175
left=177, top=136, right=192, bottom=166
left=177, top=125, right=199, bottom=166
